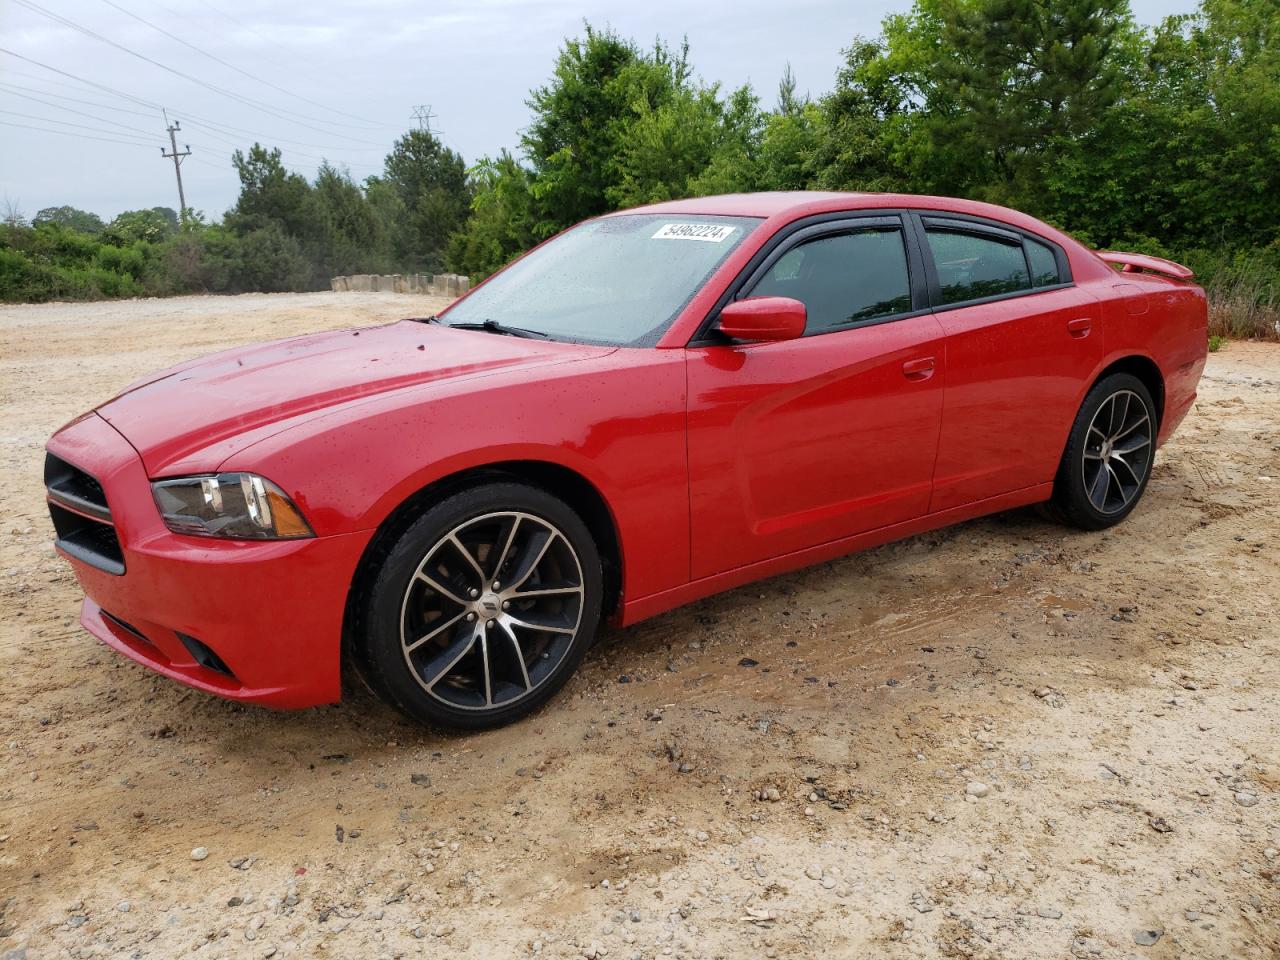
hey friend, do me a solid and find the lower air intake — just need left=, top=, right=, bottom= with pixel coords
left=175, top=632, right=236, bottom=679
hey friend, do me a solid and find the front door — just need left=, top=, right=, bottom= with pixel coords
left=686, top=219, right=946, bottom=579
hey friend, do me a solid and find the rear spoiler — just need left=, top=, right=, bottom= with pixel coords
left=1097, top=251, right=1194, bottom=280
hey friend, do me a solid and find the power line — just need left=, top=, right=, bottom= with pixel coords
left=0, top=88, right=163, bottom=137
left=0, top=107, right=155, bottom=144
left=0, top=46, right=162, bottom=109
left=0, top=49, right=391, bottom=165
left=0, top=80, right=160, bottom=118
left=177, top=114, right=385, bottom=154
left=180, top=125, right=382, bottom=175
left=10, top=0, right=389, bottom=146
left=0, top=118, right=156, bottom=147
left=183, top=0, right=378, bottom=109
left=96, top=0, right=384, bottom=130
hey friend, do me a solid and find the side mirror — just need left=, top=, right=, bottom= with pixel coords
left=716, top=296, right=806, bottom=342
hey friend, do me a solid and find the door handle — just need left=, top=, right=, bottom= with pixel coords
left=902, top=357, right=935, bottom=381
left=1067, top=317, right=1092, bottom=338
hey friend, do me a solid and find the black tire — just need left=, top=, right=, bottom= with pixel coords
left=352, top=482, right=602, bottom=730
left=1049, top=372, right=1157, bottom=530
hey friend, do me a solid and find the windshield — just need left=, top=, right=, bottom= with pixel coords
left=440, top=214, right=762, bottom=346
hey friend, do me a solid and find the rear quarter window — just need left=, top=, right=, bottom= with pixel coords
left=925, top=229, right=1031, bottom=304
left=1027, top=239, right=1062, bottom=287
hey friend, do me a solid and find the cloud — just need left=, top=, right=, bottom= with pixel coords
left=0, top=0, right=1199, bottom=219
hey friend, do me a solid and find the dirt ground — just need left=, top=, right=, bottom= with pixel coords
left=0, top=292, right=1276, bottom=960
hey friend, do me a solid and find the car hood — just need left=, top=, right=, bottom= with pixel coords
left=97, top=320, right=612, bottom=475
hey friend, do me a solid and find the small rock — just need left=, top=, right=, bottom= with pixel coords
left=191, top=847, right=209, bottom=861
left=115, top=900, right=130, bottom=913
left=1235, top=792, right=1259, bottom=807
left=410, top=773, right=431, bottom=787
left=1148, top=816, right=1173, bottom=833
left=966, top=782, right=990, bottom=799
left=738, top=657, right=759, bottom=668
left=1133, top=929, right=1163, bottom=946
left=1037, top=906, right=1062, bottom=919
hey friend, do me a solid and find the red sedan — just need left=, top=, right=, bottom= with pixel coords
left=45, top=192, right=1207, bottom=728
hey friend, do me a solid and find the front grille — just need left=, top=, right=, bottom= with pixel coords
left=45, top=452, right=124, bottom=575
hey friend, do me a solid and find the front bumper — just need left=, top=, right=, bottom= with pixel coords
left=47, top=413, right=372, bottom=709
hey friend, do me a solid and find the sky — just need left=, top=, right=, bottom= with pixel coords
left=0, top=0, right=1201, bottom=223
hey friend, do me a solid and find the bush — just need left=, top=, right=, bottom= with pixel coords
left=0, top=246, right=59, bottom=302
left=1187, top=243, right=1280, bottom=341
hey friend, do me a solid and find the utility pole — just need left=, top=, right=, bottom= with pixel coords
left=160, top=110, right=191, bottom=222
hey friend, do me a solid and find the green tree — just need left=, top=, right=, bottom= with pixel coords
left=808, top=37, right=913, bottom=191
left=611, top=79, right=762, bottom=206
left=812, top=0, right=1138, bottom=206
left=228, top=144, right=313, bottom=237
left=517, top=25, right=765, bottom=224
left=935, top=0, right=1133, bottom=200
left=306, top=162, right=388, bottom=278
left=32, top=206, right=104, bottom=234
left=371, top=129, right=470, bottom=271
left=104, top=208, right=178, bottom=245
left=522, top=24, right=645, bottom=233
left=446, top=151, right=537, bottom=280
left=751, top=65, right=825, bottom=191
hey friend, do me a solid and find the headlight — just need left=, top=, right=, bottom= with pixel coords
left=151, top=473, right=313, bottom=540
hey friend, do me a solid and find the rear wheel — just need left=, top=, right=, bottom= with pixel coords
left=1049, top=373, right=1157, bottom=530
left=354, top=483, right=602, bottom=729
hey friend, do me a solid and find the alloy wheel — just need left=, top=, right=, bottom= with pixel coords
left=398, top=511, right=585, bottom=711
left=1082, top=389, right=1153, bottom=515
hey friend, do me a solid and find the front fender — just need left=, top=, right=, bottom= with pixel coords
left=219, top=349, right=692, bottom=606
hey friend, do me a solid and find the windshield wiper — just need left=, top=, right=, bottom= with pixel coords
left=444, top=318, right=551, bottom=340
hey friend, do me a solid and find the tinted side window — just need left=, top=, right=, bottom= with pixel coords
left=925, top=229, right=1030, bottom=304
left=1027, top=239, right=1061, bottom=287
left=749, top=228, right=912, bottom=334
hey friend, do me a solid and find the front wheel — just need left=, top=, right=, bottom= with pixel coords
left=353, top=482, right=602, bottom=729
left=1049, top=372, right=1157, bottom=530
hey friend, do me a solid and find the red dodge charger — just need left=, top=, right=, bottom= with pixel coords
left=45, top=192, right=1207, bottom=728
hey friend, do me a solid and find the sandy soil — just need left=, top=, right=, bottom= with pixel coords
left=0, top=292, right=1276, bottom=960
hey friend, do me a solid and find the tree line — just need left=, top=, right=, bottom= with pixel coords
left=2, top=0, right=1276, bottom=337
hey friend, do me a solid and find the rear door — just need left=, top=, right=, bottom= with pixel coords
left=685, top=215, right=946, bottom=579
left=913, top=214, right=1105, bottom=512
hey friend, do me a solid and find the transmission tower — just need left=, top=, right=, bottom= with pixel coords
left=410, top=105, right=440, bottom=136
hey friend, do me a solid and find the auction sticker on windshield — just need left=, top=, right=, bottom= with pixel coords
left=652, top=223, right=737, bottom=242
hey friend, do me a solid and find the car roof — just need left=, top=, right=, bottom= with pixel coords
left=615, top=191, right=872, bottom=219
left=613, top=191, right=1070, bottom=242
